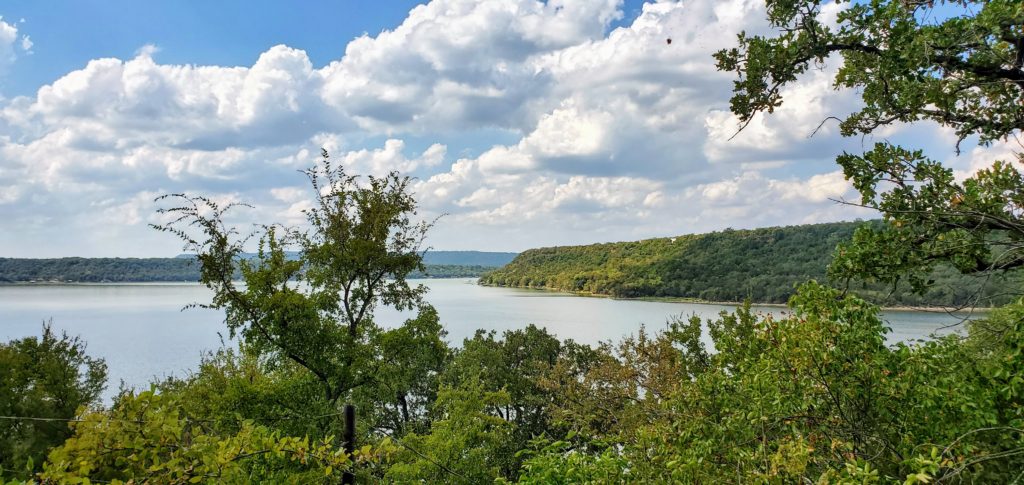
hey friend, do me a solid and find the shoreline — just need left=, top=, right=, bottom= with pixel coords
left=1, top=279, right=992, bottom=313
left=0, top=275, right=487, bottom=286
left=477, top=282, right=991, bottom=313
left=0, top=280, right=207, bottom=286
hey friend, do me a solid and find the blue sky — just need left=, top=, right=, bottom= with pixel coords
left=0, top=0, right=999, bottom=257
left=1, top=0, right=650, bottom=96
left=1, top=0, right=427, bottom=95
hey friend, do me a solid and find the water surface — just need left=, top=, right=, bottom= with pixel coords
left=0, top=279, right=971, bottom=399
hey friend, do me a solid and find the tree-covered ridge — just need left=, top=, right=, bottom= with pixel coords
left=177, top=250, right=519, bottom=267
left=0, top=257, right=203, bottom=283
left=422, top=251, right=517, bottom=267
left=481, top=221, right=1017, bottom=307
left=0, top=258, right=495, bottom=283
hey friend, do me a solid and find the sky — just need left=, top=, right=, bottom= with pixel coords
left=0, top=0, right=1010, bottom=257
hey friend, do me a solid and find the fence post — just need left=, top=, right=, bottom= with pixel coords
left=342, top=404, right=356, bottom=485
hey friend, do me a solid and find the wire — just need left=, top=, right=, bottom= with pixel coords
left=380, top=430, right=470, bottom=482
left=0, top=415, right=87, bottom=423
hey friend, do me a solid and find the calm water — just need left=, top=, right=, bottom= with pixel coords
left=0, top=279, right=970, bottom=399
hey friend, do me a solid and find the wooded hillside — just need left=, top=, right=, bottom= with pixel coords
left=0, top=258, right=496, bottom=282
left=480, top=221, right=1015, bottom=307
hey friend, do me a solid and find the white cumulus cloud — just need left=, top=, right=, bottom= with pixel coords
left=0, top=16, right=20, bottom=74
left=0, top=0, right=976, bottom=256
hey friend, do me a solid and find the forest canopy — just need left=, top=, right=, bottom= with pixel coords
left=481, top=221, right=1019, bottom=307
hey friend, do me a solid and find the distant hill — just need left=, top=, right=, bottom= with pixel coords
left=0, top=251, right=517, bottom=283
left=480, top=221, right=1017, bottom=307
left=0, top=257, right=203, bottom=283
left=421, top=251, right=517, bottom=267
left=178, top=250, right=517, bottom=267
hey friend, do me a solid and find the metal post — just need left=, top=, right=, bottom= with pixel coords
left=342, top=404, right=356, bottom=485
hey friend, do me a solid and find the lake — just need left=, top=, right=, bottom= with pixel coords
left=0, top=279, right=971, bottom=400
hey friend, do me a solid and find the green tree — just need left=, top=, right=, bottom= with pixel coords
left=0, top=324, right=106, bottom=480
left=152, top=149, right=440, bottom=437
left=715, top=0, right=1023, bottom=144
left=515, top=284, right=1024, bottom=482
left=384, top=377, right=512, bottom=484
left=41, top=389, right=393, bottom=484
left=352, top=305, right=450, bottom=437
left=714, top=0, right=1024, bottom=304
left=155, top=347, right=333, bottom=440
left=440, top=325, right=568, bottom=478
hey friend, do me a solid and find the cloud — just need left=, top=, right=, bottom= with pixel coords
left=0, top=16, right=19, bottom=74
left=417, top=166, right=870, bottom=252
left=319, top=0, right=623, bottom=131
left=0, top=0, right=983, bottom=256
left=335, top=139, right=447, bottom=177
left=952, top=138, right=1024, bottom=181
left=17, top=45, right=342, bottom=150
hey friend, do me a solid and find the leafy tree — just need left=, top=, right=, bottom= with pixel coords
left=41, top=389, right=393, bottom=484
left=714, top=0, right=1023, bottom=144
left=352, top=305, right=450, bottom=437
left=0, top=324, right=106, bottom=480
left=152, top=149, right=440, bottom=438
left=384, top=377, right=512, bottom=484
left=513, top=437, right=633, bottom=485
left=714, top=0, right=1024, bottom=304
left=155, top=348, right=334, bottom=440
left=515, top=284, right=1024, bottom=482
left=439, top=325, right=569, bottom=478
left=542, top=321, right=705, bottom=445
left=831, top=145, right=1024, bottom=303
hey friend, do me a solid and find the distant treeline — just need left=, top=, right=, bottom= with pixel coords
left=178, top=250, right=519, bottom=267
left=421, top=251, right=518, bottom=266
left=414, top=264, right=498, bottom=279
left=480, top=221, right=1019, bottom=307
left=0, top=258, right=497, bottom=283
left=0, top=258, right=203, bottom=283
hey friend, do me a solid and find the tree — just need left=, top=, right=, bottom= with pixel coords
left=384, top=377, right=512, bottom=484
left=701, top=1, right=1024, bottom=480
left=715, top=0, right=1024, bottom=304
left=41, top=389, right=393, bottom=484
left=353, top=306, right=449, bottom=437
left=440, top=325, right=568, bottom=478
left=512, top=285, right=1024, bottom=482
left=153, top=149, right=439, bottom=435
left=0, top=324, right=106, bottom=480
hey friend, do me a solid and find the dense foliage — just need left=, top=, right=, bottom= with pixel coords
left=0, top=258, right=494, bottom=282
left=39, top=390, right=387, bottom=484
left=481, top=221, right=1017, bottom=307
left=510, top=285, right=1024, bottom=483
left=0, top=325, right=106, bottom=480
left=715, top=0, right=1024, bottom=307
